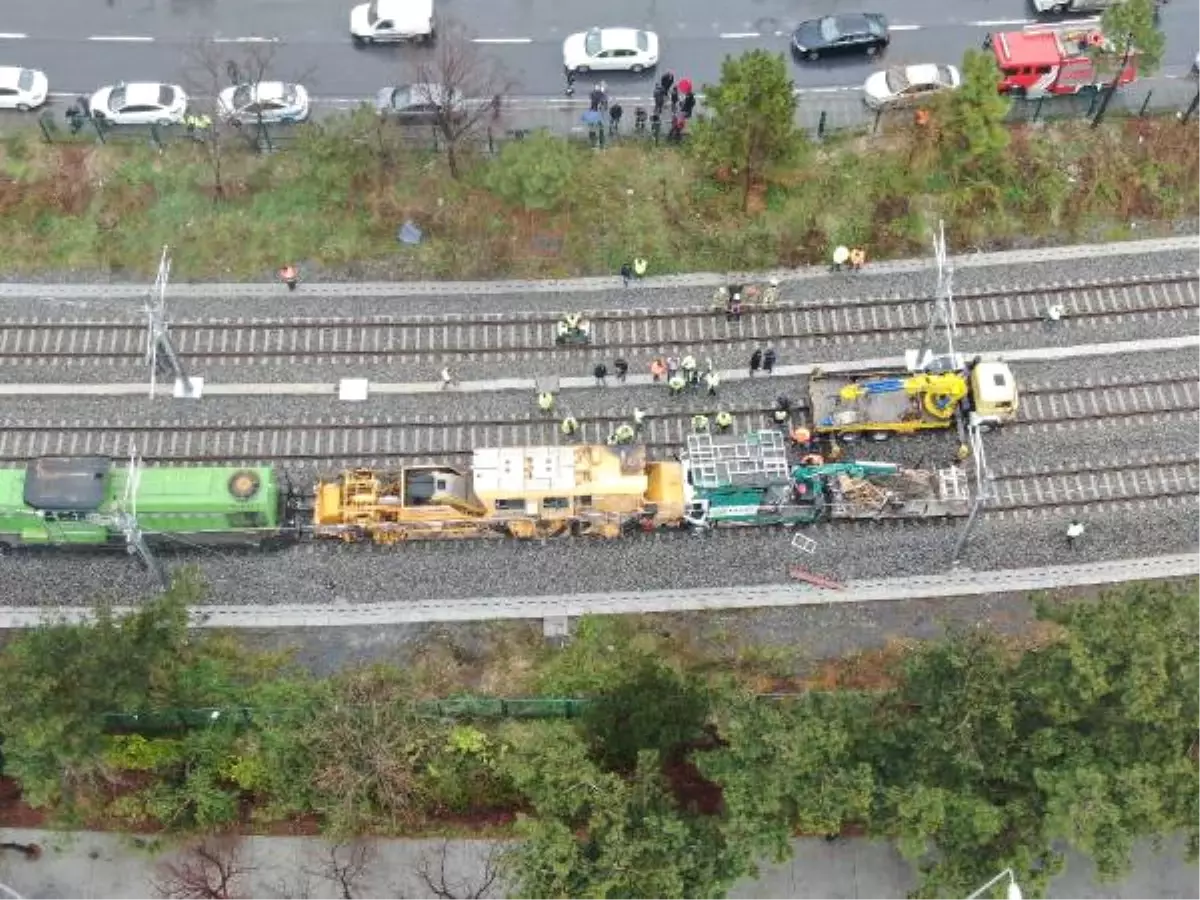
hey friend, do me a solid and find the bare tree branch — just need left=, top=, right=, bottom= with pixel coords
left=410, top=18, right=517, bottom=178
left=413, top=840, right=501, bottom=900
left=152, top=837, right=254, bottom=900
left=301, top=841, right=376, bottom=900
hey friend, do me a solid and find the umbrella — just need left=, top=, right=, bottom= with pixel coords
left=678, top=77, right=693, bottom=95
left=581, top=109, right=602, bottom=126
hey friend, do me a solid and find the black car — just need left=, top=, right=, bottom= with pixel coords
left=791, top=13, right=889, bottom=61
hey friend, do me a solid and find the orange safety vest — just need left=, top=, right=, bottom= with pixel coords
left=650, top=359, right=667, bottom=377
left=791, top=427, right=811, bottom=445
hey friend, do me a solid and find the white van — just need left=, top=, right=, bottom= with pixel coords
left=350, top=0, right=435, bottom=44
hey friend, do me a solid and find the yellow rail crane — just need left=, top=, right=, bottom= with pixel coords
left=312, top=443, right=686, bottom=543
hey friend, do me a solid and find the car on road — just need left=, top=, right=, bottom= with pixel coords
left=791, top=14, right=889, bottom=61
left=350, top=0, right=434, bottom=44
left=88, top=82, right=188, bottom=126
left=375, top=83, right=463, bottom=123
left=862, top=63, right=960, bottom=109
left=0, top=67, right=48, bottom=111
left=562, top=26, right=659, bottom=74
left=218, top=81, right=311, bottom=126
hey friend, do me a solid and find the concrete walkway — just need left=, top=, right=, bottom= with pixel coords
left=0, top=334, right=1193, bottom=399
left=2, top=554, right=1193, bottom=629
left=0, top=828, right=1193, bottom=899
left=0, top=236, right=1194, bottom=299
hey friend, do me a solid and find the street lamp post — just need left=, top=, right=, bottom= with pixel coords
left=965, top=867, right=1023, bottom=900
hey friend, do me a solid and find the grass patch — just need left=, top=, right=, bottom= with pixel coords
left=0, top=113, right=1195, bottom=280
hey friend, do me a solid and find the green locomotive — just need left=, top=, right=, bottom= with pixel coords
left=0, top=457, right=288, bottom=551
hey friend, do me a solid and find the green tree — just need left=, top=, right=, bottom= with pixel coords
left=484, top=129, right=577, bottom=210
left=0, top=573, right=214, bottom=811
left=698, top=691, right=876, bottom=864
left=692, top=49, right=803, bottom=211
left=940, top=48, right=1011, bottom=173
left=1091, top=0, right=1165, bottom=126
left=501, top=725, right=752, bottom=899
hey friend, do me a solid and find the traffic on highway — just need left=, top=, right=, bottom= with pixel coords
left=0, top=0, right=1194, bottom=123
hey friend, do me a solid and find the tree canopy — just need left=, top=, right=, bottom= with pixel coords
left=939, top=48, right=1012, bottom=174
left=692, top=49, right=804, bottom=211
left=484, top=129, right=578, bottom=211
left=0, top=580, right=1193, bottom=898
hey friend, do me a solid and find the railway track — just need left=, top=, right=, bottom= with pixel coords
left=990, top=456, right=1200, bottom=512
left=0, top=375, right=1193, bottom=466
left=0, top=272, right=1195, bottom=367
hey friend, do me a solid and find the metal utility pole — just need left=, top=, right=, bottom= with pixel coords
left=952, top=423, right=995, bottom=565
left=144, top=245, right=202, bottom=399
left=115, top=445, right=169, bottom=590
left=914, top=219, right=958, bottom=371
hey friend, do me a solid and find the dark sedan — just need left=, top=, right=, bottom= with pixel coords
left=791, top=13, right=890, bottom=61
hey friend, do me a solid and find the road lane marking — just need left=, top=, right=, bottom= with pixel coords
left=972, top=18, right=1034, bottom=26
left=87, top=35, right=155, bottom=42
left=889, top=24, right=922, bottom=31
left=471, top=37, right=533, bottom=44
left=0, top=33, right=28, bottom=39
left=719, top=32, right=762, bottom=38
left=213, top=36, right=281, bottom=43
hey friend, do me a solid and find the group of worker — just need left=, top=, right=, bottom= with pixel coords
left=713, top=279, right=781, bottom=321
left=647, top=354, right=721, bottom=398
left=832, top=246, right=868, bottom=271
left=556, top=313, right=591, bottom=341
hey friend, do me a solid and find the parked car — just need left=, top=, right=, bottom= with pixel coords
left=862, top=64, right=960, bottom=109
left=218, top=81, right=311, bottom=126
left=375, top=83, right=463, bottom=123
left=562, top=26, right=659, bottom=74
left=0, top=66, right=48, bottom=111
left=791, top=14, right=889, bottom=61
left=88, top=82, right=188, bottom=126
left=350, top=0, right=434, bottom=44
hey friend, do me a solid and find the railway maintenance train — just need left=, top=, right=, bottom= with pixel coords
left=0, top=431, right=971, bottom=552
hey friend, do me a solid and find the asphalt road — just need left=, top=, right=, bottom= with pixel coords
left=1, top=0, right=1196, bottom=104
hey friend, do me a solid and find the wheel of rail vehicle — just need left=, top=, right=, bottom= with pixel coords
left=228, top=470, right=262, bottom=500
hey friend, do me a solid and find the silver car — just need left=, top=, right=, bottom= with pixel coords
left=375, top=83, right=463, bottom=123
left=217, top=81, right=311, bottom=126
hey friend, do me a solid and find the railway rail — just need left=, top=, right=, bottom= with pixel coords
left=0, top=272, right=1195, bottom=367
left=0, top=374, right=1193, bottom=467
left=0, top=377, right=1189, bottom=535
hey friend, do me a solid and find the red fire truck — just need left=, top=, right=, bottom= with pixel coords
left=986, top=24, right=1137, bottom=95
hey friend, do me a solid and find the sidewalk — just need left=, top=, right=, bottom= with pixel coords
left=0, top=828, right=1193, bottom=899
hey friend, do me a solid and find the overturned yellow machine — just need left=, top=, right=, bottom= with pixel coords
left=313, top=443, right=686, bottom=543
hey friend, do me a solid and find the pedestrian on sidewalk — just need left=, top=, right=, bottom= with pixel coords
left=634, top=106, right=647, bottom=134
left=609, top=103, right=623, bottom=135
left=749, top=347, right=763, bottom=377
left=594, top=362, right=608, bottom=386
left=670, top=83, right=680, bottom=112
left=1066, top=519, right=1085, bottom=549
left=763, top=347, right=777, bottom=375
left=681, top=91, right=696, bottom=118
left=620, top=262, right=634, bottom=287
left=652, top=83, right=666, bottom=116
left=565, top=68, right=577, bottom=97
left=660, top=70, right=675, bottom=96
left=440, top=366, right=455, bottom=390
left=633, top=257, right=648, bottom=278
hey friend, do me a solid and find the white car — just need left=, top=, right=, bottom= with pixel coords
left=562, top=27, right=659, bottom=74
left=350, top=0, right=434, bottom=44
left=88, top=82, right=188, bottom=126
left=218, top=81, right=311, bottom=126
left=862, top=64, right=960, bottom=110
left=0, top=67, right=48, bottom=111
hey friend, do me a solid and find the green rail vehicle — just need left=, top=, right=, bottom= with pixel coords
left=0, top=457, right=288, bottom=551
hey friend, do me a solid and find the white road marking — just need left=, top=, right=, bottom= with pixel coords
left=719, top=32, right=762, bottom=39
left=471, top=37, right=533, bottom=44
left=0, top=33, right=28, bottom=39
left=87, top=35, right=155, bottom=42
left=971, top=18, right=1034, bottom=26
left=889, top=24, right=922, bottom=31
left=213, top=36, right=280, bottom=43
